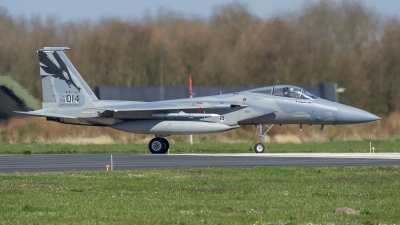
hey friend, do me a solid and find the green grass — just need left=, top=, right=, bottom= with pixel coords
left=1, top=139, right=400, bottom=154
left=0, top=167, right=399, bottom=224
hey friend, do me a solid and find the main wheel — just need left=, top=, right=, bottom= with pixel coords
left=149, top=138, right=168, bottom=154
left=254, top=143, right=265, bottom=153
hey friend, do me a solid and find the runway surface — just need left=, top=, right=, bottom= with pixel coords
left=1, top=153, right=400, bottom=172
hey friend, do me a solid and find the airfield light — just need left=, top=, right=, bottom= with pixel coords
left=369, top=142, right=375, bottom=153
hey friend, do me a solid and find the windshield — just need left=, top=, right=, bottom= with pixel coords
left=301, top=89, right=318, bottom=99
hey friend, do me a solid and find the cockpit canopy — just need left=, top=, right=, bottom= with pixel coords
left=249, top=85, right=319, bottom=99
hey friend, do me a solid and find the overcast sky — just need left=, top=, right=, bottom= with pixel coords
left=1, top=0, right=400, bottom=23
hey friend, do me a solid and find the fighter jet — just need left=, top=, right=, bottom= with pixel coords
left=16, top=47, right=380, bottom=154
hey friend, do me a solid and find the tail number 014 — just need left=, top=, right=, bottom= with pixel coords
left=60, top=92, right=79, bottom=103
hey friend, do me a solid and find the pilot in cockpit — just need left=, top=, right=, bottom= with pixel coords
left=289, top=88, right=295, bottom=98
left=283, top=87, right=295, bottom=98
left=283, top=90, right=289, bottom=97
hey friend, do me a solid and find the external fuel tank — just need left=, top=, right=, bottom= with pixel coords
left=111, top=120, right=237, bottom=135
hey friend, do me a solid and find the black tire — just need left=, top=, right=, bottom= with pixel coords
left=149, top=138, right=168, bottom=154
left=162, top=138, right=169, bottom=151
left=254, top=143, right=265, bottom=153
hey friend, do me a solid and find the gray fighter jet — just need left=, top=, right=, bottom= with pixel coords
left=16, top=47, right=380, bottom=154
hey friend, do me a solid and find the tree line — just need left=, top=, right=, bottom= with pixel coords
left=0, top=1, right=399, bottom=114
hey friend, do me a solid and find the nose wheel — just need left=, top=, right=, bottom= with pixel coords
left=253, top=124, right=274, bottom=154
left=254, top=143, right=265, bottom=153
left=149, top=137, right=169, bottom=154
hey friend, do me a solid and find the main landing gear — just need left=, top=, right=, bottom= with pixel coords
left=253, top=124, right=274, bottom=153
left=149, top=136, right=170, bottom=154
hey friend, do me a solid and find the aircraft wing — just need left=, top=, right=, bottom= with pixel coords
left=100, top=101, right=248, bottom=112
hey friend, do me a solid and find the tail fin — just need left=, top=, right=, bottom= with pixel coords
left=38, top=47, right=97, bottom=109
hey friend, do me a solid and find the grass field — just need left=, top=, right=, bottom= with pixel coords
left=1, top=167, right=399, bottom=224
left=1, top=139, right=400, bottom=154
left=2, top=118, right=400, bottom=224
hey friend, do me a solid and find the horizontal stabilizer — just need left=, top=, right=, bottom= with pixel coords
left=14, top=110, right=77, bottom=119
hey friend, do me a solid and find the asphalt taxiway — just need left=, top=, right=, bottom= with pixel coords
left=0, top=153, right=399, bottom=172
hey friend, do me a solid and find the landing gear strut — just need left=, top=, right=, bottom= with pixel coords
left=149, top=136, right=169, bottom=154
left=253, top=124, right=274, bottom=153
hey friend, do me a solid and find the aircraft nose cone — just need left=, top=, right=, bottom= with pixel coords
left=336, top=104, right=380, bottom=124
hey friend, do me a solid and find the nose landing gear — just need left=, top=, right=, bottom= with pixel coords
left=253, top=124, right=274, bottom=153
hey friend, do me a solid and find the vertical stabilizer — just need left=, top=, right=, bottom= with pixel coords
left=38, top=47, right=97, bottom=109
